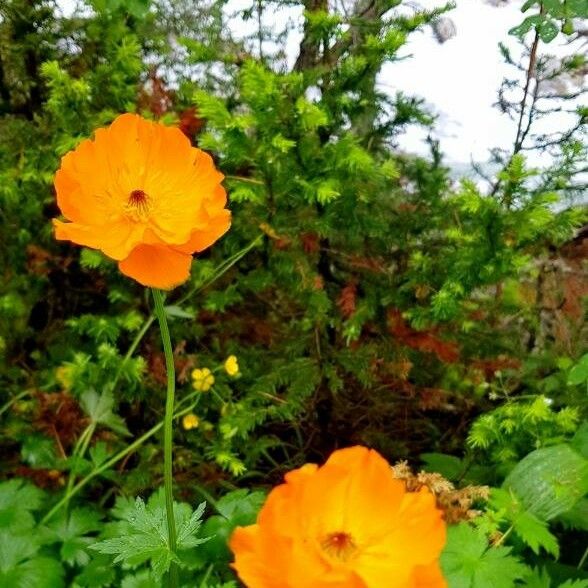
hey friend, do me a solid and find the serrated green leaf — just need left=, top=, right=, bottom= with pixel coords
left=521, top=567, right=551, bottom=588
left=80, top=389, right=130, bottom=436
left=74, top=554, right=116, bottom=587
left=490, top=489, right=559, bottom=557
left=121, top=570, right=161, bottom=588
left=0, top=479, right=44, bottom=532
left=44, top=508, right=103, bottom=566
left=92, top=494, right=207, bottom=578
left=0, top=531, right=64, bottom=588
left=441, top=523, right=529, bottom=588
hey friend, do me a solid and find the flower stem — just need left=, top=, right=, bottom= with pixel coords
left=151, top=288, right=179, bottom=588
left=40, top=397, right=200, bottom=526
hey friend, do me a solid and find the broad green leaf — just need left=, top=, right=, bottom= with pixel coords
left=571, top=422, right=588, bottom=458
left=558, top=497, right=588, bottom=530
left=503, top=444, right=588, bottom=520
left=421, top=453, right=464, bottom=481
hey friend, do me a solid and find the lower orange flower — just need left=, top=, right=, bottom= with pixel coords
left=229, top=446, right=447, bottom=588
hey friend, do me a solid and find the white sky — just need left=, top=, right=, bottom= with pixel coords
left=58, top=0, right=583, bottom=168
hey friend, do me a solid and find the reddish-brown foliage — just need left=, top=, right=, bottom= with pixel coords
left=179, top=107, right=205, bottom=139
left=337, top=282, right=358, bottom=318
left=387, top=309, right=460, bottom=363
left=33, top=391, right=87, bottom=453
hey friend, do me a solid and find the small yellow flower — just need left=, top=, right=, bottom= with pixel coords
left=192, top=367, right=215, bottom=391
left=56, top=365, right=73, bottom=390
left=182, top=413, right=200, bottom=430
left=224, top=355, right=240, bottom=377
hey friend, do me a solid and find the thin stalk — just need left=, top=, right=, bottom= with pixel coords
left=39, top=399, right=200, bottom=526
left=109, top=315, right=155, bottom=392
left=63, top=422, right=96, bottom=508
left=151, top=288, right=178, bottom=588
left=0, top=389, right=31, bottom=418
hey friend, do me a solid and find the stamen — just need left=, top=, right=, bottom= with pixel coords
left=125, top=189, right=151, bottom=220
left=321, top=531, right=357, bottom=561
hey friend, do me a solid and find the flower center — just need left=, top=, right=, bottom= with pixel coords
left=321, top=531, right=357, bottom=561
left=125, top=189, right=151, bottom=221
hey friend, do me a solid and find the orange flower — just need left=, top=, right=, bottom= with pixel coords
left=53, top=113, right=230, bottom=289
left=230, top=446, right=447, bottom=588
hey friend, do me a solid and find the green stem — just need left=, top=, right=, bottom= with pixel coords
left=109, top=315, right=155, bottom=392
left=64, top=422, right=96, bottom=508
left=0, top=389, right=31, bottom=418
left=151, top=288, right=178, bottom=588
left=39, top=399, right=199, bottom=526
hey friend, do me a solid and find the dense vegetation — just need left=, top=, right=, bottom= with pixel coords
left=0, top=0, right=587, bottom=586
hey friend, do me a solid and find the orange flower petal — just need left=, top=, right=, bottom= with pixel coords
left=118, top=244, right=192, bottom=289
left=52, top=113, right=230, bottom=287
left=174, top=209, right=231, bottom=254
left=53, top=219, right=144, bottom=261
left=229, top=446, right=447, bottom=588
left=412, top=561, right=448, bottom=588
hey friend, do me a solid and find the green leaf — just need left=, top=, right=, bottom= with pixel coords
left=512, top=511, right=559, bottom=557
left=521, top=0, right=539, bottom=11
left=421, top=453, right=464, bottom=481
left=80, top=249, right=107, bottom=270
left=557, top=497, right=588, bottom=530
left=164, top=305, right=195, bottom=320
left=539, top=19, right=560, bottom=42
left=20, top=435, right=57, bottom=468
left=74, top=554, right=116, bottom=587
left=509, top=15, right=542, bottom=37
left=0, top=532, right=64, bottom=588
left=121, top=570, right=160, bottom=588
left=199, top=490, right=265, bottom=562
left=441, top=523, right=529, bottom=588
left=503, top=444, right=588, bottom=520
left=571, top=422, right=588, bottom=458
left=0, top=479, right=44, bottom=532
left=44, top=508, right=103, bottom=566
left=568, top=354, right=588, bottom=386
left=92, top=496, right=207, bottom=578
left=80, top=389, right=130, bottom=436
left=521, top=567, right=551, bottom=588
left=490, top=489, right=559, bottom=557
